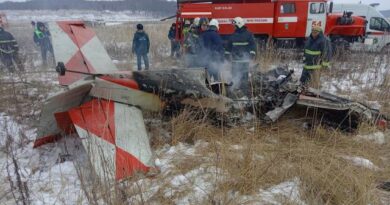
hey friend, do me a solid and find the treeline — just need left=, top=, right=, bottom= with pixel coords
left=0, top=0, right=177, bottom=15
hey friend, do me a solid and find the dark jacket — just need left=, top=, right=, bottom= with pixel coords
left=0, top=28, right=18, bottom=54
left=226, top=26, right=256, bottom=61
left=168, top=27, right=176, bottom=40
left=200, top=26, right=224, bottom=61
left=132, top=31, right=150, bottom=55
left=184, top=30, right=200, bottom=54
left=33, top=24, right=52, bottom=50
left=303, top=32, right=331, bottom=69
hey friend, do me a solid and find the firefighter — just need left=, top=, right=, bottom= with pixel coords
left=132, top=23, right=150, bottom=71
left=168, top=23, right=180, bottom=58
left=226, top=17, right=257, bottom=84
left=183, top=22, right=201, bottom=67
left=300, top=26, right=331, bottom=90
left=182, top=20, right=191, bottom=38
left=200, top=19, right=224, bottom=80
left=34, top=22, right=53, bottom=67
left=0, top=25, right=24, bottom=72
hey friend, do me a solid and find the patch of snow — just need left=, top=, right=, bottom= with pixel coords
left=356, top=132, right=386, bottom=145
left=341, top=156, right=380, bottom=171
left=258, top=178, right=305, bottom=205
left=238, top=178, right=305, bottom=205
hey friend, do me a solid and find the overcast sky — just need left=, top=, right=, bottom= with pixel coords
left=0, top=0, right=389, bottom=11
left=332, top=0, right=390, bottom=10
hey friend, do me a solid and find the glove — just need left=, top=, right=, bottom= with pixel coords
left=250, top=51, right=256, bottom=60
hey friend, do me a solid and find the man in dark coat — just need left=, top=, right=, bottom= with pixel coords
left=300, top=26, right=331, bottom=90
left=34, top=22, right=53, bottom=67
left=200, top=19, right=224, bottom=80
left=168, top=23, right=180, bottom=58
left=0, top=26, right=24, bottom=72
left=225, top=17, right=257, bottom=85
left=132, top=24, right=150, bottom=71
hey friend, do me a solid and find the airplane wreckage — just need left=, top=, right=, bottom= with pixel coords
left=34, top=21, right=389, bottom=181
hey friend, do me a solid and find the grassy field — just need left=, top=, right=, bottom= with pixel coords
left=0, top=21, right=389, bottom=204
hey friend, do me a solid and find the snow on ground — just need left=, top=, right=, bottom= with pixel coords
left=0, top=113, right=88, bottom=205
left=3, top=10, right=159, bottom=23
left=341, top=156, right=380, bottom=171
left=356, top=132, right=388, bottom=145
left=237, top=177, right=305, bottom=205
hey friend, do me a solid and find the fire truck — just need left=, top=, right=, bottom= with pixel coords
left=175, top=0, right=366, bottom=48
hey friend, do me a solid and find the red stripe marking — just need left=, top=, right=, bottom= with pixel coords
left=33, top=134, right=62, bottom=148
left=99, top=76, right=139, bottom=90
left=57, top=21, right=84, bottom=46
left=54, top=111, right=75, bottom=135
left=69, top=99, right=115, bottom=144
left=115, top=147, right=150, bottom=180
left=70, top=24, right=96, bottom=48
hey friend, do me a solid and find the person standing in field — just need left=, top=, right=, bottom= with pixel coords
left=33, top=22, right=53, bottom=67
left=225, top=17, right=257, bottom=85
left=200, top=19, right=224, bottom=80
left=183, top=18, right=201, bottom=67
left=132, top=23, right=150, bottom=71
left=0, top=25, right=24, bottom=72
left=168, top=23, right=180, bottom=58
left=300, top=26, right=331, bottom=90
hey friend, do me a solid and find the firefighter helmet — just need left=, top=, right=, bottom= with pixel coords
left=232, top=17, right=245, bottom=28
left=209, top=19, right=219, bottom=30
left=193, top=17, right=200, bottom=26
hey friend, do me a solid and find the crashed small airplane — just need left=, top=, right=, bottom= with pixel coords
left=35, top=21, right=389, bottom=182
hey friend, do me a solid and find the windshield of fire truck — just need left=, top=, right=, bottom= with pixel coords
left=310, top=3, right=325, bottom=14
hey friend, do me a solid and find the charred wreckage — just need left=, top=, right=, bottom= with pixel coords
left=34, top=21, right=389, bottom=182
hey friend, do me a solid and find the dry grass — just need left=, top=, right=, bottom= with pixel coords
left=1, top=21, right=389, bottom=205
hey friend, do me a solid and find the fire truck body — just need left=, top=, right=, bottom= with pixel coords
left=177, top=0, right=365, bottom=47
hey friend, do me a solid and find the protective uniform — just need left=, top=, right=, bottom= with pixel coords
left=200, top=19, right=224, bottom=80
left=34, top=22, right=53, bottom=66
left=168, top=23, right=180, bottom=58
left=0, top=27, right=23, bottom=72
left=183, top=24, right=201, bottom=67
left=226, top=17, right=257, bottom=84
left=300, top=26, right=331, bottom=89
left=132, top=24, right=150, bottom=71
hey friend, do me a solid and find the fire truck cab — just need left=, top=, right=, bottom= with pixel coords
left=333, top=3, right=390, bottom=52
left=177, top=0, right=365, bottom=48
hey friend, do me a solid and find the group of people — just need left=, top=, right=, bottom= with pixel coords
left=0, top=21, right=53, bottom=72
left=163, top=17, right=330, bottom=88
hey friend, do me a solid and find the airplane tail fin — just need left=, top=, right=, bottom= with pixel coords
left=48, top=21, right=119, bottom=86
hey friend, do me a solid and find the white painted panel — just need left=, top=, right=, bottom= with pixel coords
left=278, top=17, right=298, bottom=23
left=217, top=18, right=274, bottom=25
left=75, top=125, right=116, bottom=181
left=114, top=104, right=154, bottom=167
left=48, top=22, right=79, bottom=66
left=81, top=36, right=118, bottom=74
left=89, top=78, right=162, bottom=112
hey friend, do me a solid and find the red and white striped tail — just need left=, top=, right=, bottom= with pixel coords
left=69, top=99, right=155, bottom=180
left=49, top=21, right=119, bottom=86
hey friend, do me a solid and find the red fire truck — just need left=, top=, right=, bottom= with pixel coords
left=176, top=0, right=366, bottom=47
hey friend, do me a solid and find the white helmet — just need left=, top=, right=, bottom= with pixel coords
left=193, top=17, right=200, bottom=26
left=232, top=17, right=245, bottom=28
left=209, top=19, right=219, bottom=30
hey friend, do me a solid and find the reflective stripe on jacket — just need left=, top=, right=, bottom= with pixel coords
left=226, top=26, right=256, bottom=60
left=303, top=32, right=331, bottom=70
